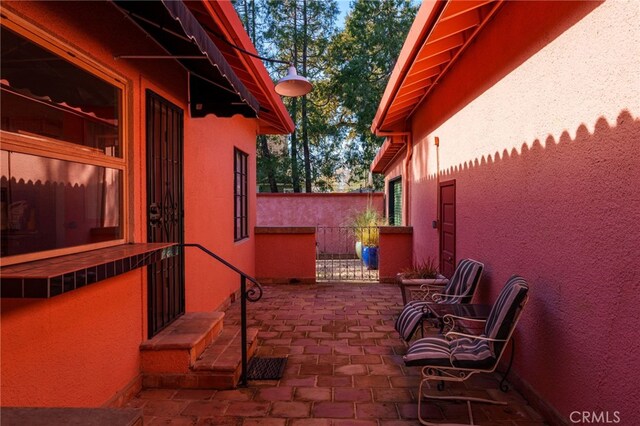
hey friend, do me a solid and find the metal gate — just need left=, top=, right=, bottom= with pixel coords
left=146, top=90, right=185, bottom=338
left=316, top=226, right=379, bottom=282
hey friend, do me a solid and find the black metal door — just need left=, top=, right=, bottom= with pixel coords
left=146, top=90, right=185, bottom=338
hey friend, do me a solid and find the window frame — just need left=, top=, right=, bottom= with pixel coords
left=233, top=148, right=249, bottom=242
left=388, top=176, right=402, bottom=226
left=0, top=10, right=130, bottom=266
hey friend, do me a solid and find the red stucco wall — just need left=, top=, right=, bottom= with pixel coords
left=378, top=228, right=413, bottom=282
left=255, top=228, right=316, bottom=283
left=1, top=1, right=260, bottom=407
left=184, top=115, right=258, bottom=310
left=391, top=1, right=640, bottom=421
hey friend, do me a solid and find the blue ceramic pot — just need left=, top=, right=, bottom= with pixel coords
left=362, top=246, right=379, bottom=270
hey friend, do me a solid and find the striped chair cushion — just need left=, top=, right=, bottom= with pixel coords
left=483, top=275, right=529, bottom=355
left=438, top=259, right=483, bottom=303
left=395, top=302, right=428, bottom=341
left=403, top=336, right=496, bottom=369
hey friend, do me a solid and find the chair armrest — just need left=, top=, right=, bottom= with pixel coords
left=419, top=280, right=449, bottom=291
left=430, top=293, right=469, bottom=302
left=441, top=314, right=487, bottom=334
left=446, top=331, right=507, bottom=343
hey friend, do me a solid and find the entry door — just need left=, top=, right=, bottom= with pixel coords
left=146, top=90, right=185, bottom=338
left=439, top=180, right=456, bottom=278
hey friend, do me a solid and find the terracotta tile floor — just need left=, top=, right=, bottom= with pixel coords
left=130, top=283, right=547, bottom=425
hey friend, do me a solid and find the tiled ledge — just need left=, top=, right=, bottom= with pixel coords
left=1, top=243, right=177, bottom=298
left=255, top=226, right=316, bottom=234
left=379, top=226, right=413, bottom=234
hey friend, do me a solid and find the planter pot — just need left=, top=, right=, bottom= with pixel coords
left=397, top=274, right=449, bottom=304
left=362, top=246, right=378, bottom=270
left=355, top=241, right=362, bottom=260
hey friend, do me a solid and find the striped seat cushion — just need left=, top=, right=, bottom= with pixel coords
left=395, top=301, right=430, bottom=341
left=403, top=336, right=496, bottom=369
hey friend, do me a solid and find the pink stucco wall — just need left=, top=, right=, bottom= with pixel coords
left=387, top=1, right=640, bottom=422
left=257, top=193, right=384, bottom=256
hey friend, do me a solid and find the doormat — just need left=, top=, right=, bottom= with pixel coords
left=246, top=357, right=287, bottom=380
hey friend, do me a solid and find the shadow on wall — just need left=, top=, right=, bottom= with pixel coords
left=417, top=110, right=639, bottom=420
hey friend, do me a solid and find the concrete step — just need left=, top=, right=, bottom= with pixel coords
left=140, top=312, right=225, bottom=375
left=142, top=324, right=259, bottom=390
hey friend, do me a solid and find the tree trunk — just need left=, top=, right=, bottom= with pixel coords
left=301, top=0, right=312, bottom=193
left=259, top=135, right=279, bottom=192
left=290, top=0, right=301, bottom=193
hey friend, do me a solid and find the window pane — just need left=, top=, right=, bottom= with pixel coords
left=1, top=150, right=122, bottom=256
left=1, top=27, right=121, bottom=157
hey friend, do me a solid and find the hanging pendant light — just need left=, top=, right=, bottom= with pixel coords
left=275, top=65, right=313, bottom=97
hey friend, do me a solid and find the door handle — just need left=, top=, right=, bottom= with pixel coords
left=149, top=203, right=162, bottom=227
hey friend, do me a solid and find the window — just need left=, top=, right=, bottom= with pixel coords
left=234, top=148, right=248, bottom=241
left=389, top=177, right=402, bottom=226
left=0, top=19, right=126, bottom=264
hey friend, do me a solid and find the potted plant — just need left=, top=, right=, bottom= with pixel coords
left=397, top=258, right=448, bottom=304
left=348, top=207, right=383, bottom=269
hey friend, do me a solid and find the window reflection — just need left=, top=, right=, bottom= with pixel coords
left=1, top=150, right=122, bottom=256
left=0, top=27, right=120, bottom=156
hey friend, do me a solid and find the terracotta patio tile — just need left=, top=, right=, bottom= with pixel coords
left=356, top=402, right=399, bottom=419
left=363, top=346, right=395, bottom=355
left=279, top=375, right=317, bottom=387
left=294, top=387, right=332, bottom=401
left=334, top=364, right=368, bottom=376
left=334, top=420, right=378, bottom=426
left=390, top=375, right=420, bottom=388
left=225, top=402, right=270, bottom=417
left=254, top=386, right=293, bottom=402
left=373, top=388, right=415, bottom=402
left=270, top=401, right=311, bottom=417
left=172, top=389, right=216, bottom=400
left=304, top=346, right=332, bottom=355
left=317, top=375, right=353, bottom=387
left=312, top=402, right=355, bottom=419
left=351, top=354, right=383, bottom=364
left=368, top=364, right=405, bottom=376
left=354, top=375, right=391, bottom=388
left=213, top=389, right=256, bottom=401
left=242, top=419, right=286, bottom=426
left=196, top=416, right=241, bottom=425
left=317, top=354, right=350, bottom=365
left=300, top=363, right=334, bottom=375
left=289, top=419, right=331, bottom=426
left=142, top=400, right=189, bottom=417
left=333, top=388, right=372, bottom=402
left=333, top=345, right=363, bottom=355
left=180, top=400, right=229, bottom=417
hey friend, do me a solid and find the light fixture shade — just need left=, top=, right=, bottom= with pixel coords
left=275, top=66, right=313, bottom=97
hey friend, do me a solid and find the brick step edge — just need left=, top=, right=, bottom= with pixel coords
left=142, top=327, right=259, bottom=390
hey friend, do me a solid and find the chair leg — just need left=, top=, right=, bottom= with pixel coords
left=499, top=339, right=515, bottom=392
left=417, top=377, right=508, bottom=426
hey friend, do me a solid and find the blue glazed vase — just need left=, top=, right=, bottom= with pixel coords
left=362, top=246, right=379, bottom=270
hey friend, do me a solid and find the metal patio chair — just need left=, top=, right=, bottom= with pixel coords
left=403, top=275, right=529, bottom=426
left=395, top=259, right=484, bottom=342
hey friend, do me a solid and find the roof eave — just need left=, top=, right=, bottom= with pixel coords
left=370, top=0, right=442, bottom=135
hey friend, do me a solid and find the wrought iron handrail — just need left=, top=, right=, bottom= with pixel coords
left=181, top=243, right=263, bottom=386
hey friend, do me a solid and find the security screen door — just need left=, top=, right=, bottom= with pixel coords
left=146, top=90, right=185, bottom=338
